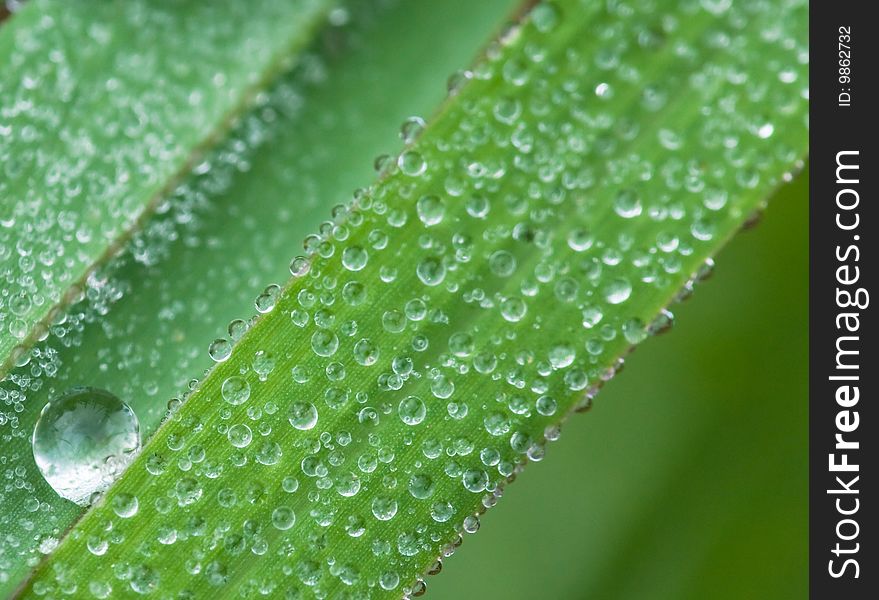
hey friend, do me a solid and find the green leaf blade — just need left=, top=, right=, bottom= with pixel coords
left=17, top=0, right=807, bottom=597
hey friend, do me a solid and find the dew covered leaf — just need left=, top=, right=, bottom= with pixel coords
left=0, top=0, right=333, bottom=376
left=0, top=0, right=519, bottom=594
left=15, top=0, right=807, bottom=597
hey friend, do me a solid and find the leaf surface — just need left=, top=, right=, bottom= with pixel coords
left=16, top=0, right=807, bottom=597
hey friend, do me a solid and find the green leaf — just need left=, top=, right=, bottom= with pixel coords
left=17, top=0, right=807, bottom=597
left=0, top=0, right=518, bottom=594
left=0, top=0, right=332, bottom=376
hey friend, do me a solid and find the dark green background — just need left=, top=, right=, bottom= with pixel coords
left=433, top=176, right=807, bottom=599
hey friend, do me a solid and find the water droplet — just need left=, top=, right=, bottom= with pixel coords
left=500, top=297, right=527, bottom=322
left=408, top=473, right=435, bottom=499
left=335, top=471, right=362, bottom=497
left=112, top=492, right=139, bottom=518
left=400, top=116, right=425, bottom=144
left=208, top=338, right=232, bottom=362
left=604, top=278, right=633, bottom=304
left=430, top=500, right=454, bottom=523
left=530, top=2, right=560, bottom=32
left=227, top=424, right=253, bottom=448
left=398, top=150, right=426, bottom=176
left=271, top=506, right=296, bottom=530
left=372, top=496, right=398, bottom=521
left=416, top=195, right=445, bottom=227
left=380, top=571, right=400, bottom=591
left=416, top=256, right=446, bottom=286
left=342, top=245, right=368, bottom=271
left=549, top=344, right=575, bottom=369
left=221, top=376, right=251, bottom=406
left=353, top=338, right=379, bottom=366
left=462, top=469, right=489, bottom=493
left=567, top=229, right=594, bottom=252
left=489, top=250, right=517, bottom=277
left=757, top=122, right=774, bottom=139
left=254, top=440, right=282, bottom=465
left=493, top=97, right=521, bottom=124
left=311, top=329, right=340, bottom=357
left=129, top=565, right=159, bottom=595
left=614, top=189, right=642, bottom=218
left=399, top=396, right=427, bottom=426
left=288, top=402, right=318, bottom=430
left=623, top=318, right=648, bottom=344
left=32, top=387, right=141, bottom=506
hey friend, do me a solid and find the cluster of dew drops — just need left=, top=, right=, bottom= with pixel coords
left=17, top=0, right=810, bottom=596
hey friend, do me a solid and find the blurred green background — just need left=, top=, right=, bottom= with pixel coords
left=433, top=175, right=808, bottom=599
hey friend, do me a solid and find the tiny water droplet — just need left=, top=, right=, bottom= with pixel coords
left=398, top=150, right=426, bottom=176
left=227, top=423, right=253, bottom=448
left=400, top=116, right=425, bottom=144
left=288, top=402, right=318, bottom=430
left=398, top=396, right=427, bottom=426
left=208, top=338, right=232, bottom=362
left=221, top=376, right=251, bottom=406
left=271, top=506, right=296, bottom=530
left=604, top=278, right=633, bottom=304
left=112, top=492, right=139, bottom=518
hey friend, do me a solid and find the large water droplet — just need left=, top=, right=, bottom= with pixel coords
left=32, top=387, right=141, bottom=506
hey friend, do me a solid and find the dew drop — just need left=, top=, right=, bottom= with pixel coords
left=500, top=297, right=527, bottom=322
left=112, top=492, right=139, bottom=518
left=462, top=469, right=489, bottom=493
left=614, top=189, right=642, bottom=218
left=757, top=122, right=774, bottom=139
left=489, top=250, right=517, bottom=277
left=623, top=318, right=648, bottom=344
left=342, top=245, right=369, bottom=271
left=416, top=256, right=446, bottom=286
left=221, top=376, right=251, bottom=406
left=380, top=571, right=400, bottom=591
left=549, top=344, right=575, bottom=369
left=227, top=424, right=253, bottom=448
left=129, top=565, right=159, bottom=595
left=430, top=500, right=454, bottom=523
left=311, top=329, right=340, bottom=357
left=208, top=338, right=232, bottom=362
left=353, top=338, right=379, bottom=366
left=398, top=150, right=426, bottom=176
left=288, top=402, right=319, bottom=430
left=372, top=496, right=398, bottom=521
left=400, top=116, right=426, bottom=144
left=271, top=506, right=296, bottom=530
left=398, top=396, right=427, bottom=426
left=567, top=229, right=594, bottom=252
left=531, top=2, right=560, bottom=33
left=254, top=440, right=282, bottom=465
left=335, top=471, right=362, bottom=497
left=604, top=278, right=633, bottom=304
left=408, top=473, right=436, bottom=499
left=32, top=387, right=141, bottom=506
left=416, top=195, right=446, bottom=227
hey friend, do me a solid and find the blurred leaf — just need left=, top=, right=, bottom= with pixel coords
left=20, top=0, right=806, bottom=597
left=0, top=0, right=332, bottom=375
